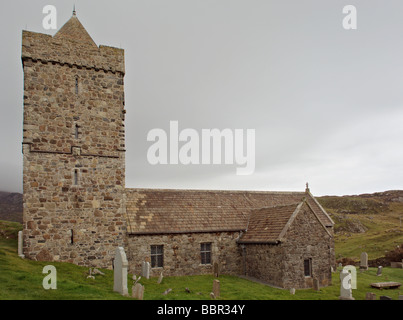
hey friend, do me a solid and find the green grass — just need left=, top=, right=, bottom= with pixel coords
left=1, top=220, right=402, bottom=300
left=1, top=236, right=402, bottom=300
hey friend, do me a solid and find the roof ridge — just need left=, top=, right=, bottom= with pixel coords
left=126, top=187, right=305, bottom=195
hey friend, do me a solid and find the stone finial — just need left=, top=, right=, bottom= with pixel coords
left=73, top=5, right=76, bottom=16
left=305, top=182, right=310, bottom=192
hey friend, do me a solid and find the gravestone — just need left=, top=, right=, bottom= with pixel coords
left=339, top=269, right=354, bottom=300
left=142, top=261, right=151, bottom=279
left=132, top=283, right=144, bottom=300
left=290, top=288, right=296, bottom=295
left=157, top=271, right=163, bottom=284
left=18, top=231, right=25, bottom=258
left=398, top=295, right=403, bottom=301
left=365, top=292, right=376, bottom=300
left=380, top=296, right=392, bottom=300
left=376, top=266, right=382, bottom=276
left=213, top=262, right=219, bottom=277
left=213, top=279, right=220, bottom=298
left=113, top=247, right=128, bottom=296
left=360, top=252, right=368, bottom=270
left=313, top=278, right=320, bottom=291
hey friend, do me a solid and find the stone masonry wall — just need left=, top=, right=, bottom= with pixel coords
left=126, top=232, right=243, bottom=277
left=21, top=24, right=127, bottom=269
left=243, top=203, right=334, bottom=289
left=280, top=203, right=334, bottom=289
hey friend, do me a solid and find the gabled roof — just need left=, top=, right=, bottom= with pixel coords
left=237, top=203, right=302, bottom=244
left=125, top=188, right=334, bottom=235
left=53, top=13, right=97, bottom=48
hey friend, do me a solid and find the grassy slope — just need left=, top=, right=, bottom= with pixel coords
left=318, top=196, right=403, bottom=261
left=0, top=221, right=402, bottom=300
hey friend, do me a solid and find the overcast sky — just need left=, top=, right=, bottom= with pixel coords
left=1, top=0, right=403, bottom=196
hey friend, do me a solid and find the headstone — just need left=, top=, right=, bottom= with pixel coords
left=290, top=288, right=296, bottom=295
left=376, top=266, right=382, bottom=276
left=360, top=252, right=368, bottom=270
left=18, top=231, right=25, bottom=258
left=132, top=283, right=144, bottom=300
left=398, top=295, right=403, bottom=301
left=213, top=262, right=219, bottom=277
left=113, top=247, right=128, bottom=296
left=92, top=268, right=105, bottom=275
left=380, top=296, right=392, bottom=300
left=162, top=288, right=172, bottom=295
left=157, top=271, right=163, bottom=284
left=339, top=269, right=354, bottom=300
left=313, top=278, right=320, bottom=291
left=365, top=292, right=376, bottom=300
left=142, top=261, right=150, bottom=279
left=210, top=292, right=215, bottom=299
left=213, top=279, right=220, bottom=298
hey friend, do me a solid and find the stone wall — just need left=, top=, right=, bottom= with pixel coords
left=126, top=231, right=243, bottom=277
left=280, top=204, right=334, bottom=289
left=21, top=24, right=127, bottom=269
left=242, top=203, right=334, bottom=289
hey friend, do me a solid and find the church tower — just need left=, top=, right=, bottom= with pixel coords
left=21, top=12, right=127, bottom=268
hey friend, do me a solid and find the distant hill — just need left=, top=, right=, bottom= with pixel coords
left=0, top=191, right=22, bottom=223
left=317, top=190, right=403, bottom=262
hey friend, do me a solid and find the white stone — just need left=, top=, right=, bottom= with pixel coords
left=18, top=231, right=25, bottom=258
left=113, top=247, right=128, bottom=296
left=339, top=269, right=354, bottom=300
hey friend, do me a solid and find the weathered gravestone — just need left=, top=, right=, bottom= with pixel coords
left=213, top=262, right=219, bottom=277
left=213, top=279, right=220, bottom=298
left=380, top=296, right=392, bottom=300
left=339, top=269, right=354, bottom=300
left=398, top=295, right=403, bottom=301
left=376, top=266, right=383, bottom=276
left=113, top=247, right=128, bottom=296
left=365, top=292, right=376, bottom=300
left=142, top=261, right=150, bottom=279
left=360, top=252, right=368, bottom=270
left=157, top=271, right=163, bottom=284
left=290, top=288, right=296, bottom=295
left=18, top=231, right=25, bottom=258
left=132, top=283, right=145, bottom=300
left=313, top=278, right=320, bottom=291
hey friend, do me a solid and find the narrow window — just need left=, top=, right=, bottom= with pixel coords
left=304, top=258, right=312, bottom=277
left=201, top=242, right=212, bottom=265
left=75, top=76, right=79, bottom=94
left=70, top=229, right=74, bottom=244
left=151, top=245, right=163, bottom=268
left=74, top=169, right=78, bottom=185
left=74, top=124, right=79, bottom=139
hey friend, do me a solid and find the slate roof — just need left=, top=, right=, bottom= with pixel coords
left=125, top=188, right=334, bottom=235
left=237, top=203, right=302, bottom=244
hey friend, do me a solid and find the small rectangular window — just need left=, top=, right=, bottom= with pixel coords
left=201, top=242, right=212, bottom=265
left=151, top=245, right=163, bottom=268
left=75, top=77, right=79, bottom=94
left=304, top=258, right=312, bottom=277
left=74, top=124, right=79, bottom=139
left=74, top=169, right=78, bottom=185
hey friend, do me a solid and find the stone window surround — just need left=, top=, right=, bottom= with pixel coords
left=151, top=244, right=164, bottom=268
left=304, top=258, right=313, bottom=278
left=200, top=242, right=212, bottom=265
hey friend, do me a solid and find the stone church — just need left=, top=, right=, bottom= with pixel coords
left=21, top=12, right=335, bottom=289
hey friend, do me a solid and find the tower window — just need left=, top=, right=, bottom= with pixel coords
left=75, top=76, right=79, bottom=94
left=74, top=124, right=79, bottom=139
left=74, top=169, right=79, bottom=185
left=70, top=229, right=74, bottom=244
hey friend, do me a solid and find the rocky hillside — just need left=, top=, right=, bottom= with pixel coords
left=0, top=191, right=23, bottom=223
left=317, top=190, right=403, bottom=261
